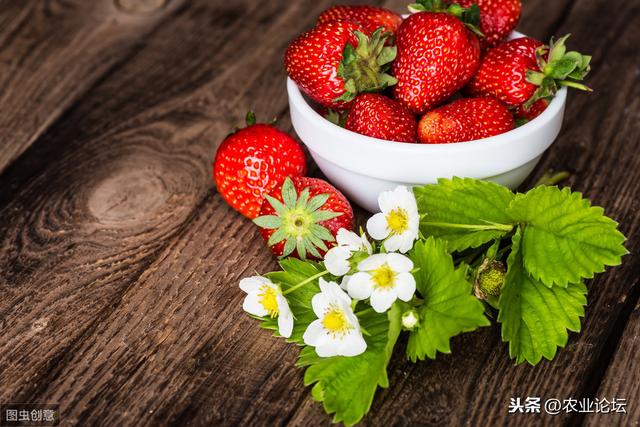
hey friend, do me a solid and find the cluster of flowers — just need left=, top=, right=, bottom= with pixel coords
left=240, top=186, right=420, bottom=357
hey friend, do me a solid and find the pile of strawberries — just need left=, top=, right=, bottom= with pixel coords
left=285, top=0, right=591, bottom=143
left=213, top=1, right=592, bottom=261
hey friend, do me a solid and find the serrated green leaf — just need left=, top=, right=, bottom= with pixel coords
left=298, top=304, right=402, bottom=426
left=506, top=186, right=627, bottom=287
left=414, top=177, right=516, bottom=252
left=262, top=259, right=325, bottom=343
left=498, top=228, right=588, bottom=365
left=407, top=238, right=489, bottom=361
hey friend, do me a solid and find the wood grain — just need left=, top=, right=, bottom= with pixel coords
left=0, top=0, right=181, bottom=174
left=0, top=0, right=638, bottom=425
left=584, top=300, right=640, bottom=426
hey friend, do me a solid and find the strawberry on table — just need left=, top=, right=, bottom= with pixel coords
left=392, top=0, right=481, bottom=114
left=466, top=35, right=592, bottom=111
left=284, top=21, right=397, bottom=110
left=317, top=5, right=403, bottom=35
left=418, top=97, right=514, bottom=143
left=345, top=93, right=417, bottom=143
left=254, top=177, right=354, bottom=260
left=442, top=0, right=522, bottom=49
left=213, top=112, right=306, bottom=219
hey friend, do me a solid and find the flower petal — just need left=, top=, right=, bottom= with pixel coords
left=346, top=272, right=374, bottom=300
left=386, top=253, right=414, bottom=272
left=378, top=189, right=397, bottom=213
left=311, top=290, right=332, bottom=317
left=357, top=253, right=387, bottom=271
left=339, top=331, right=367, bottom=357
left=303, top=319, right=325, bottom=346
left=324, top=247, right=352, bottom=276
left=367, top=212, right=390, bottom=240
left=370, top=288, right=397, bottom=313
left=340, top=274, right=352, bottom=290
left=315, top=337, right=340, bottom=358
left=239, top=276, right=271, bottom=294
left=395, top=272, right=417, bottom=301
left=337, top=228, right=364, bottom=250
left=278, top=311, right=294, bottom=338
left=242, top=293, right=268, bottom=317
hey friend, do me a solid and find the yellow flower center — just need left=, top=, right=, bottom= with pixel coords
left=386, top=208, right=409, bottom=234
left=372, top=264, right=396, bottom=289
left=259, top=285, right=280, bottom=317
left=322, top=305, right=351, bottom=335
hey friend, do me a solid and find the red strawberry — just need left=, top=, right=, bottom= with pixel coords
left=443, top=0, right=521, bottom=49
left=345, top=93, right=417, bottom=142
left=284, top=21, right=397, bottom=110
left=418, top=97, right=514, bottom=144
left=466, top=35, right=592, bottom=109
left=317, top=5, right=403, bottom=35
left=214, top=112, right=306, bottom=219
left=392, top=7, right=481, bottom=114
left=254, top=177, right=354, bottom=260
left=514, top=99, right=549, bottom=122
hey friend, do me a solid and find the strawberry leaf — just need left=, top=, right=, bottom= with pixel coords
left=498, top=229, right=588, bottom=364
left=407, top=238, right=489, bottom=361
left=297, top=303, right=402, bottom=426
left=414, top=177, right=515, bottom=251
left=506, top=186, right=628, bottom=287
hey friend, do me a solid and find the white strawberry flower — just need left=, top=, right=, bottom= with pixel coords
left=347, top=253, right=416, bottom=313
left=240, top=276, right=293, bottom=338
left=303, top=278, right=367, bottom=357
left=366, top=186, right=419, bottom=253
left=323, top=228, right=373, bottom=277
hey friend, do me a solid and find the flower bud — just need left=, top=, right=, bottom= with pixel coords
left=401, top=309, right=420, bottom=331
left=474, top=259, right=506, bottom=300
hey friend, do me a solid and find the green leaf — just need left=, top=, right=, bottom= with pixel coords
left=407, top=238, right=489, bottom=361
left=252, top=215, right=282, bottom=229
left=298, top=304, right=402, bottom=426
left=498, top=229, right=588, bottom=364
left=262, top=259, right=325, bottom=343
left=281, top=177, right=297, bottom=207
left=506, top=186, right=628, bottom=287
left=414, top=177, right=516, bottom=252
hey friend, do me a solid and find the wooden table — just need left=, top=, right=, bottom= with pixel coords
left=0, top=0, right=638, bottom=425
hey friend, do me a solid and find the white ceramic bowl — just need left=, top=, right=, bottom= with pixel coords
left=287, top=34, right=567, bottom=212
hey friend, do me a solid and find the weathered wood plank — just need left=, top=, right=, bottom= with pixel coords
left=0, top=0, right=181, bottom=174
left=584, top=297, right=640, bottom=426
left=0, top=0, right=351, bottom=412
left=1, top=0, right=638, bottom=426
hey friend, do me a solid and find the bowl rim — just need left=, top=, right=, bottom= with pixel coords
left=287, top=78, right=566, bottom=154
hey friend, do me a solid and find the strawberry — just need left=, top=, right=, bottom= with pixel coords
left=317, top=5, right=403, bottom=35
left=254, top=177, right=354, bottom=260
left=466, top=35, right=592, bottom=110
left=213, top=112, right=306, bottom=219
left=514, top=99, right=549, bottom=122
left=284, top=21, right=397, bottom=110
left=345, top=93, right=417, bottom=142
left=392, top=2, right=481, bottom=114
left=418, top=97, right=514, bottom=144
left=443, top=0, right=521, bottom=49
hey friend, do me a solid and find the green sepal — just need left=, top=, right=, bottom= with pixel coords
left=254, top=177, right=343, bottom=260
left=334, top=28, right=398, bottom=103
left=524, top=34, right=592, bottom=109
left=409, top=0, right=484, bottom=37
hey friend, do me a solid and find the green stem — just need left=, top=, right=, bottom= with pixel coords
left=283, top=270, right=329, bottom=295
left=534, top=171, right=571, bottom=187
left=421, top=221, right=514, bottom=232
left=355, top=307, right=375, bottom=317
left=559, top=80, right=593, bottom=91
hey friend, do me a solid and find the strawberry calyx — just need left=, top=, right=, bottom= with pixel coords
left=253, top=177, right=343, bottom=260
left=335, top=27, right=398, bottom=103
left=408, top=0, right=484, bottom=37
left=524, top=34, right=592, bottom=110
